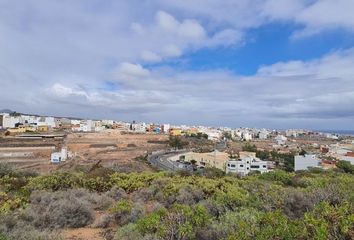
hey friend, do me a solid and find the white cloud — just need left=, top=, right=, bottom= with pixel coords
left=114, top=62, right=150, bottom=80
left=156, top=11, right=180, bottom=32
left=162, top=44, right=182, bottom=57
left=140, top=50, right=162, bottom=62
left=12, top=48, right=350, bottom=128
left=207, top=29, right=243, bottom=47
left=0, top=0, right=354, bottom=128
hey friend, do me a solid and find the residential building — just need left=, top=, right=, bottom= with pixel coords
left=243, top=132, right=253, bottom=141
left=258, top=130, right=269, bottom=139
left=162, top=124, right=170, bottom=134
left=183, top=150, right=229, bottom=171
left=226, top=156, right=270, bottom=176
left=50, top=148, right=68, bottom=163
left=294, top=154, right=321, bottom=171
left=170, top=128, right=182, bottom=136
left=275, top=135, right=287, bottom=145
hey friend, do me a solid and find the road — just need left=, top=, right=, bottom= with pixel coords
left=148, top=149, right=187, bottom=171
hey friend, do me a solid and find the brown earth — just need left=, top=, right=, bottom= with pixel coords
left=62, top=228, right=105, bottom=240
left=0, top=130, right=169, bottom=173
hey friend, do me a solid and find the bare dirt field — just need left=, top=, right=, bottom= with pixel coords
left=0, top=136, right=63, bottom=172
left=0, top=130, right=169, bottom=173
left=62, top=130, right=169, bottom=172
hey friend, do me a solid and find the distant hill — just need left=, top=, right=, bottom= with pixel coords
left=0, top=109, right=14, bottom=114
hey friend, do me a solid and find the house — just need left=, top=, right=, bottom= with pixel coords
left=170, top=128, right=182, bottom=136
left=131, top=122, right=147, bottom=133
left=275, top=135, right=287, bottom=145
left=1, top=114, right=21, bottom=129
left=50, top=148, right=68, bottom=163
left=38, top=125, right=49, bottom=132
left=50, top=152, right=62, bottom=163
left=7, top=126, right=35, bottom=133
left=258, top=131, right=269, bottom=139
left=294, top=154, right=321, bottom=171
left=226, top=156, right=270, bottom=176
left=183, top=150, right=229, bottom=171
left=243, top=132, right=253, bottom=141
left=162, top=124, right=170, bottom=134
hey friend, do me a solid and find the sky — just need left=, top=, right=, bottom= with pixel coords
left=0, top=0, right=354, bottom=130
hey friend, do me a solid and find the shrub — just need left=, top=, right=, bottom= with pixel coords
left=303, top=202, right=354, bottom=239
left=283, top=189, right=314, bottom=219
left=27, top=172, right=80, bottom=191
left=0, top=213, right=62, bottom=240
left=105, top=186, right=128, bottom=201
left=175, top=185, right=205, bottom=205
left=115, top=223, right=143, bottom=240
left=0, top=163, right=15, bottom=178
left=201, top=167, right=225, bottom=178
left=336, top=160, right=354, bottom=174
left=28, top=190, right=94, bottom=229
left=200, top=208, right=261, bottom=240
left=137, top=204, right=210, bottom=240
left=259, top=170, right=294, bottom=185
left=92, top=214, right=113, bottom=228
left=109, top=199, right=144, bottom=225
left=5, top=223, right=61, bottom=240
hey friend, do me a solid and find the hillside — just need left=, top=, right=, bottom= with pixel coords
left=0, top=164, right=353, bottom=240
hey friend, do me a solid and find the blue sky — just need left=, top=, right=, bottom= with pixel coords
left=0, top=0, right=354, bottom=129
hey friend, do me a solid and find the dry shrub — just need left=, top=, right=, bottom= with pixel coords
left=0, top=213, right=62, bottom=240
left=105, top=186, right=128, bottom=201
left=92, top=214, right=114, bottom=228
left=175, top=185, right=205, bottom=205
left=28, top=189, right=97, bottom=229
left=283, top=190, right=314, bottom=219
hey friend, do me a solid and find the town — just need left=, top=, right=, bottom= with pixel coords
left=1, top=110, right=353, bottom=176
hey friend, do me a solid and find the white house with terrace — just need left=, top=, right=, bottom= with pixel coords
left=226, top=155, right=270, bottom=176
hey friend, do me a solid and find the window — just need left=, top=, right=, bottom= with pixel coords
left=263, top=165, right=267, bottom=168
left=227, top=164, right=230, bottom=167
left=231, top=164, right=236, bottom=168
left=251, top=165, right=260, bottom=169
left=247, top=161, right=250, bottom=164
left=240, top=165, right=244, bottom=167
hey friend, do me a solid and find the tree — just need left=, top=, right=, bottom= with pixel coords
left=299, top=149, right=307, bottom=156
left=336, top=160, right=354, bottom=174
left=242, top=143, right=257, bottom=152
left=169, top=136, right=187, bottom=150
left=223, top=132, right=232, bottom=140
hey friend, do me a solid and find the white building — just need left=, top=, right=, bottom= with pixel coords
left=36, top=116, right=56, bottom=128
left=294, top=154, right=321, bottom=171
left=275, top=135, right=287, bottom=145
left=163, top=124, right=170, bottom=134
left=258, top=131, right=269, bottom=139
left=226, top=156, right=270, bottom=176
left=131, top=122, right=146, bottom=133
left=243, top=132, right=253, bottom=141
left=1, top=114, right=21, bottom=128
left=198, top=129, right=222, bottom=141
left=51, top=148, right=68, bottom=163
left=286, top=130, right=298, bottom=138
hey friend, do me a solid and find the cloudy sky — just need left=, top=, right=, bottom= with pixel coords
left=1, top=0, right=354, bottom=129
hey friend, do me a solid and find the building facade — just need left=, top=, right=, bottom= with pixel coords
left=226, top=157, right=269, bottom=176
left=294, top=154, right=321, bottom=171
